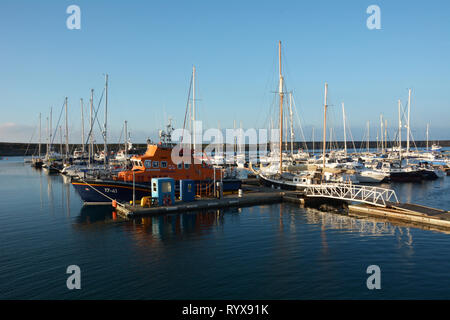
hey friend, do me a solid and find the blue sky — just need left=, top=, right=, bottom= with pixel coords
left=0, top=0, right=449, bottom=143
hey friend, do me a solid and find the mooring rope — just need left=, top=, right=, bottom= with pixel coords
left=77, top=176, right=127, bottom=208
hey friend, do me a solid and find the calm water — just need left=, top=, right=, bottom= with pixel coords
left=1, top=157, right=450, bottom=300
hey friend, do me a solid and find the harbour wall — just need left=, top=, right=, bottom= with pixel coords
left=1, top=140, right=449, bottom=156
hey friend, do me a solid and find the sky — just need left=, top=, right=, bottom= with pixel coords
left=0, top=0, right=449, bottom=144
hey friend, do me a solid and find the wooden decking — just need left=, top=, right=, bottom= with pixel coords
left=113, top=182, right=450, bottom=231
left=116, top=188, right=283, bottom=217
left=391, top=203, right=449, bottom=218
left=348, top=202, right=450, bottom=229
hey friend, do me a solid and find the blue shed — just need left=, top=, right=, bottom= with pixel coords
left=151, top=178, right=175, bottom=206
left=180, top=179, right=195, bottom=202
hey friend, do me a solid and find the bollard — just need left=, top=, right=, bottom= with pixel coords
left=238, top=189, right=243, bottom=198
left=216, top=182, right=220, bottom=199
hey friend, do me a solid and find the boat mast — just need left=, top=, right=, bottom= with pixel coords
left=406, top=88, right=411, bottom=154
left=80, top=98, right=85, bottom=153
left=234, top=119, right=237, bottom=156
left=104, top=74, right=108, bottom=168
left=46, top=116, right=49, bottom=157
left=376, top=130, right=379, bottom=153
left=289, top=92, right=294, bottom=155
left=426, top=123, right=429, bottom=151
left=89, top=89, right=94, bottom=167
left=60, top=125, right=63, bottom=156
left=38, top=113, right=41, bottom=157
left=124, top=120, right=128, bottom=159
left=398, top=99, right=402, bottom=160
left=366, top=121, right=370, bottom=153
left=342, top=102, right=347, bottom=157
left=49, top=107, right=52, bottom=154
left=65, top=97, right=69, bottom=159
left=384, top=119, right=388, bottom=150
left=284, top=116, right=287, bottom=152
left=312, top=127, right=315, bottom=154
left=278, top=41, right=284, bottom=174
left=380, top=114, right=384, bottom=153
left=240, top=120, right=243, bottom=155
left=322, top=82, right=328, bottom=177
left=192, top=66, right=196, bottom=154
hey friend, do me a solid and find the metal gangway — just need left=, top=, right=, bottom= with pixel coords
left=305, top=183, right=399, bottom=207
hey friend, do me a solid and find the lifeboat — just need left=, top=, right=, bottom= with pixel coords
left=71, top=124, right=240, bottom=204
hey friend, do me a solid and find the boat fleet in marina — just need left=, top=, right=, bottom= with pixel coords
left=26, top=41, right=449, bottom=204
left=28, top=72, right=244, bottom=204
left=251, top=41, right=448, bottom=191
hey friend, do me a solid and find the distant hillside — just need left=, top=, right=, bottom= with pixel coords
left=0, top=143, right=148, bottom=156
left=1, top=140, right=449, bottom=156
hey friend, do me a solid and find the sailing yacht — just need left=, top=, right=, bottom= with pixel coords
left=253, top=42, right=358, bottom=189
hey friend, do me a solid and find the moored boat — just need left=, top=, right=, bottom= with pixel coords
left=71, top=124, right=241, bottom=204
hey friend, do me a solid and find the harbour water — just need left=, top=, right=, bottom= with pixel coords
left=1, top=157, right=450, bottom=299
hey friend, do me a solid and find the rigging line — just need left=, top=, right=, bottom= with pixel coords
left=78, top=178, right=124, bottom=206
left=50, top=99, right=66, bottom=147
left=291, top=94, right=308, bottom=152
left=359, top=127, right=366, bottom=153
left=117, top=122, right=124, bottom=146
left=262, top=93, right=276, bottom=129
left=96, top=92, right=106, bottom=142
left=181, top=72, right=193, bottom=144
left=409, top=129, right=419, bottom=152
left=255, top=49, right=277, bottom=129
left=345, top=113, right=357, bottom=154
left=24, top=124, right=37, bottom=156
left=386, top=130, right=391, bottom=149
left=84, top=88, right=105, bottom=147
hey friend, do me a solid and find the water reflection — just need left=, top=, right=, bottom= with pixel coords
left=77, top=205, right=115, bottom=224
left=33, top=166, right=75, bottom=218
left=4, top=159, right=450, bottom=299
left=304, top=207, right=402, bottom=235
left=27, top=161, right=450, bottom=243
left=381, top=178, right=449, bottom=211
left=73, top=199, right=438, bottom=254
left=126, top=210, right=226, bottom=241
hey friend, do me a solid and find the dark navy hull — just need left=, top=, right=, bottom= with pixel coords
left=72, top=180, right=152, bottom=203
left=389, top=171, right=423, bottom=182
left=72, top=179, right=242, bottom=204
left=418, top=169, right=438, bottom=180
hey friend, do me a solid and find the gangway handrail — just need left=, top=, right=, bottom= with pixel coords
left=304, top=183, right=399, bottom=207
